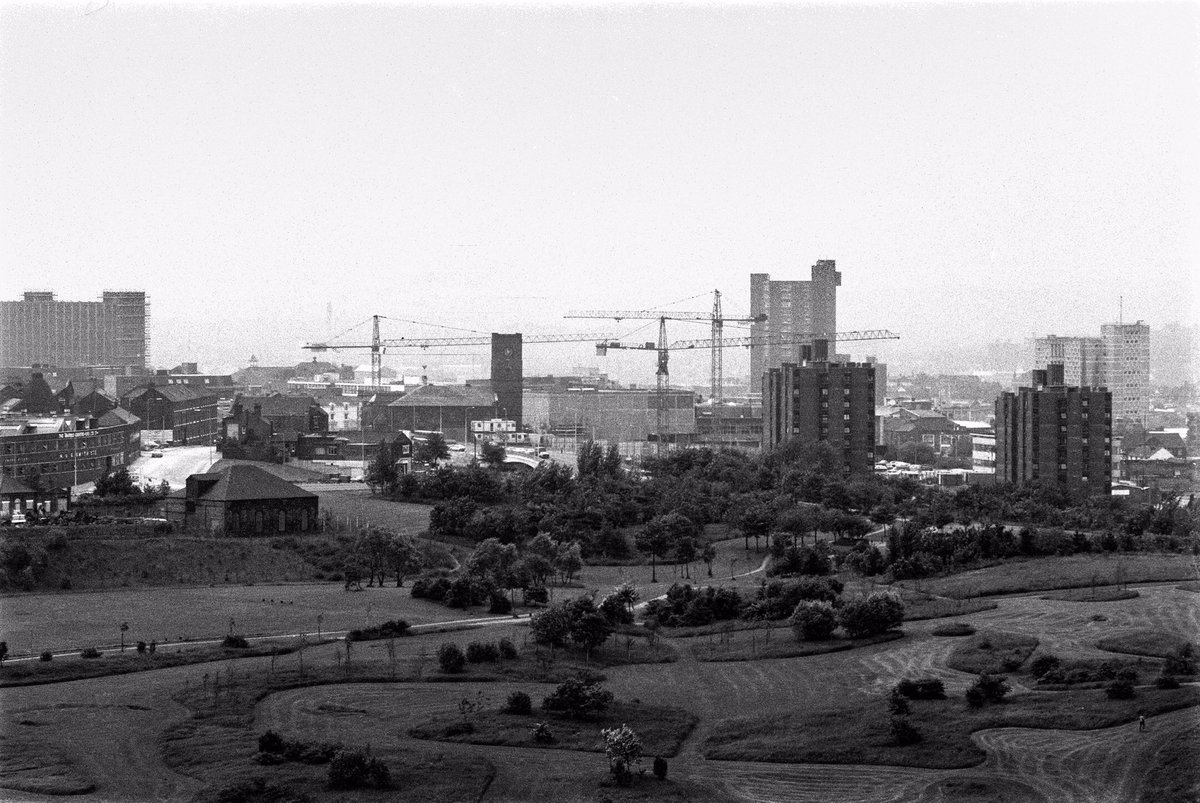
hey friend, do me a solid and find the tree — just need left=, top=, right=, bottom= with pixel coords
left=542, top=674, right=613, bottom=719
left=354, top=527, right=392, bottom=587
left=838, top=591, right=904, bottom=638
left=386, top=534, right=421, bottom=587
left=576, top=440, right=604, bottom=477
left=737, top=503, right=774, bottom=551
left=530, top=604, right=573, bottom=648
left=896, top=441, right=936, bottom=466
left=602, top=444, right=623, bottom=478
left=570, top=611, right=612, bottom=661
left=94, top=466, right=137, bottom=497
left=416, top=433, right=450, bottom=465
left=437, top=642, right=466, bottom=673
left=699, top=540, right=717, bottom=577
left=480, top=441, right=507, bottom=468
left=0, top=641, right=7, bottom=665
left=365, top=440, right=399, bottom=494
left=789, top=600, right=837, bottom=641
left=601, top=723, right=642, bottom=786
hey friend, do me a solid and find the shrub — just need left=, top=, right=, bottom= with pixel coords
left=488, top=592, right=512, bottom=615
left=136, top=641, right=147, bottom=654
left=498, top=638, right=518, bottom=659
left=532, top=722, right=556, bottom=743
left=437, top=643, right=466, bottom=674
left=838, top=591, right=904, bottom=638
left=1155, top=674, right=1181, bottom=690
left=967, top=673, right=1010, bottom=705
left=504, top=691, right=532, bottom=715
left=890, top=716, right=923, bottom=745
left=542, top=674, right=613, bottom=719
left=1164, top=644, right=1196, bottom=676
left=39, top=650, right=53, bottom=662
left=80, top=647, right=101, bottom=659
left=1029, top=654, right=1061, bottom=678
left=346, top=620, right=410, bottom=641
left=789, top=600, right=838, bottom=641
left=896, top=678, right=946, bottom=700
left=530, top=605, right=573, bottom=647
left=888, top=690, right=910, bottom=716
left=222, top=635, right=250, bottom=649
left=258, top=731, right=286, bottom=754
left=327, top=748, right=390, bottom=790
left=1106, top=677, right=1136, bottom=699
left=931, top=622, right=975, bottom=637
left=465, top=641, right=500, bottom=663
left=444, top=721, right=475, bottom=736
left=653, top=756, right=668, bottom=780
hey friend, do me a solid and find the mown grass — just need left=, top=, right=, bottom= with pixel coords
left=1137, top=722, right=1200, bottom=803
left=690, top=630, right=902, bottom=662
left=703, top=686, right=1200, bottom=768
left=898, top=590, right=998, bottom=620
left=910, top=554, right=1196, bottom=599
left=932, top=622, right=977, bottom=637
left=946, top=630, right=1038, bottom=675
left=408, top=700, right=697, bottom=757
left=1096, top=630, right=1196, bottom=659
left=0, top=639, right=315, bottom=687
left=1040, top=587, right=1139, bottom=602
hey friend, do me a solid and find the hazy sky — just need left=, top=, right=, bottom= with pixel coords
left=2, top=2, right=1197, bottom=383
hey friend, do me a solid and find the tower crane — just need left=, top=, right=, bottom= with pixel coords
left=566, top=291, right=765, bottom=404
left=591, top=329, right=901, bottom=452
left=301, top=316, right=612, bottom=387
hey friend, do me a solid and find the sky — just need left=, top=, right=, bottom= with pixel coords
left=2, top=2, right=1197, bottom=384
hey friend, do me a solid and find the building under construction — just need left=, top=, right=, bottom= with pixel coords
left=0, top=290, right=149, bottom=372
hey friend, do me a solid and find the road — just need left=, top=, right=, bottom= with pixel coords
left=127, top=445, right=218, bottom=490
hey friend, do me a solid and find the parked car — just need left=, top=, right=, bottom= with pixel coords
left=151, top=451, right=164, bottom=458
left=448, top=443, right=466, bottom=452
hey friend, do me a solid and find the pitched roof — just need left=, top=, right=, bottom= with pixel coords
left=100, top=407, right=141, bottom=427
left=239, top=394, right=320, bottom=416
left=175, top=464, right=317, bottom=502
left=388, top=384, right=496, bottom=408
left=1146, top=432, right=1186, bottom=451
left=124, top=384, right=211, bottom=403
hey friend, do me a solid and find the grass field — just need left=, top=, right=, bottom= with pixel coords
left=409, top=700, right=697, bottom=757
left=1095, top=629, right=1196, bottom=659
left=689, top=630, right=902, bottom=662
left=703, top=686, right=1200, bottom=769
left=1041, top=587, right=1140, bottom=602
left=909, top=553, right=1197, bottom=599
left=945, top=630, right=1038, bottom=675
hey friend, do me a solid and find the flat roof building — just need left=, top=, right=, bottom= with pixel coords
left=749, top=260, right=840, bottom=394
left=0, top=291, right=149, bottom=372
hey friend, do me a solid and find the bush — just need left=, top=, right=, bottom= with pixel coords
left=931, top=622, right=976, bottom=637
left=1106, top=677, right=1136, bottom=699
left=504, top=691, right=532, bottom=715
left=39, top=650, right=53, bottom=662
left=136, top=641, right=147, bottom=654
left=653, top=756, right=668, bottom=780
left=443, top=721, right=475, bottom=736
left=838, top=591, right=904, bottom=638
left=896, top=678, right=946, bottom=700
left=498, top=638, right=518, bottom=659
left=1029, top=654, right=1061, bottom=678
left=789, top=600, right=838, bottom=641
left=346, top=619, right=410, bottom=642
left=541, top=674, right=613, bottom=719
left=532, top=722, right=556, bottom=744
left=1155, top=674, right=1181, bottom=690
left=888, top=690, right=910, bottom=716
left=488, top=592, right=512, bottom=615
left=258, top=730, right=286, bottom=754
left=967, top=673, right=1010, bottom=705
left=80, top=647, right=101, bottom=659
left=437, top=643, right=466, bottom=674
left=327, top=748, right=390, bottom=790
left=465, top=641, right=500, bottom=663
left=222, top=635, right=250, bottom=649
left=890, top=716, right=923, bottom=745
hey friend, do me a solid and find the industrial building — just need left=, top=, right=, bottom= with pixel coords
left=522, top=386, right=697, bottom=447
left=749, top=260, right=840, bottom=394
left=0, top=290, right=149, bottom=372
left=0, top=408, right=142, bottom=490
left=121, top=384, right=220, bottom=444
left=994, top=364, right=1111, bottom=501
left=762, top=341, right=876, bottom=475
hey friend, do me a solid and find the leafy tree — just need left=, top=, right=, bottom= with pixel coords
left=636, top=512, right=698, bottom=583
left=838, top=591, right=904, bottom=638
left=415, top=433, right=450, bottom=465
left=699, top=540, right=717, bottom=577
left=576, top=440, right=604, bottom=477
left=570, top=611, right=612, bottom=660
left=0, top=641, right=7, bottom=665
left=437, top=642, right=466, bottom=673
left=602, top=444, right=623, bottom=478
left=354, top=527, right=391, bottom=587
left=555, top=541, right=584, bottom=584
left=601, top=723, right=642, bottom=786
left=789, top=600, right=837, bottom=641
left=480, top=440, right=507, bottom=468
left=736, top=503, right=774, bottom=551
left=530, top=604, right=573, bottom=648
left=94, top=467, right=137, bottom=497
left=896, top=441, right=936, bottom=466
left=542, top=674, right=613, bottom=719
left=386, top=534, right=421, bottom=587
left=365, top=439, right=399, bottom=494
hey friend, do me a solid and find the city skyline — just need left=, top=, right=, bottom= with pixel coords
left=2, top=3, right=1197, bottom=381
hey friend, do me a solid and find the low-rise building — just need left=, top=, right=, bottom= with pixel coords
left=121, top=384, right=219, bottom=444
left=165, top=464, right=319, bottom=535
left=0, top=408, right=142, bottom=489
